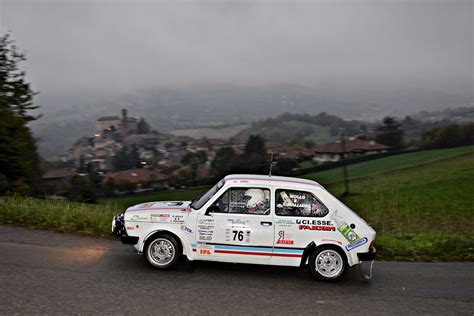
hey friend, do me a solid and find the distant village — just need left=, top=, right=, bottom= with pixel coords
left=42, top=109, right=390, bottom=196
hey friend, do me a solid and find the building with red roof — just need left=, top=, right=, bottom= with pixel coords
left=313, top=138, right=389, bottom=163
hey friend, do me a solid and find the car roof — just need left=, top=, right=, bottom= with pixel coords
left=223, top=174, right=323, bottom=189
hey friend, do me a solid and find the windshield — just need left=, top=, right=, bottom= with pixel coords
left=190, top=178, right=225, bottom=210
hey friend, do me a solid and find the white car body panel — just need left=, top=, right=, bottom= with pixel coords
left=117, top=174, right=376, bottom=268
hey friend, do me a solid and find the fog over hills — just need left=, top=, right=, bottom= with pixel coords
left=3, top=0, right=472, bottom=158
left=31, top=84, right=472, bottom=158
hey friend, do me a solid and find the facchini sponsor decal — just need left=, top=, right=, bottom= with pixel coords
left=345, top=237, right=368, bottom=251
left=299, top=225, right=335, bottom=231
left=296, top=219, right=335, bottom=231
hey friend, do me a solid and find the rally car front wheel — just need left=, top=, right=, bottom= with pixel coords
left=144, top=234, right=181, bottom=269
left=309, top=246, right=347, bottom=281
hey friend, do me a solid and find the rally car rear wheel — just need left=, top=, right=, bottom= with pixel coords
left=145, top=234, right=180, bottom=269
left=309, top=246, right=347, bottom=281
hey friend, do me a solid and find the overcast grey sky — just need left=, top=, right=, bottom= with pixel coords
left=1, top=0, right=473, bottom=99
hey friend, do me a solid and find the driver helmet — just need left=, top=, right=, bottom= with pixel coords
left=243, top=189, right=265, bottom=210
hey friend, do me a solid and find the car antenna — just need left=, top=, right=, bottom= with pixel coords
left=269, top=152, right=274, bottom=177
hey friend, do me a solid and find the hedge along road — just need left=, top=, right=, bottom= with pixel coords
left=0, top=225, right=472, bottom=315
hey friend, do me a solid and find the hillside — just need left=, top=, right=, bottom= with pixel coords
left=233, top=112, right=368, bottom=144
left=235, top=120, right=336, bottom=144
left=300, top=146, right=474, bottom=184
left=168, top=124, right=250, bottom=139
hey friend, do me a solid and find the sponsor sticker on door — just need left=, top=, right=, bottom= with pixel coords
left=276, top=230, right=295, bottom=245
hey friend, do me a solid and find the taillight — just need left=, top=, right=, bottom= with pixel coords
left=369, top=240, right=376, bottom=252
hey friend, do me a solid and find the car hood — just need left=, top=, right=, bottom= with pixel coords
left=124, top=201, right=192, bottom=223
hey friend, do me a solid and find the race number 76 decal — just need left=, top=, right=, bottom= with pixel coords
left=232, top=230, right=244, bottom=241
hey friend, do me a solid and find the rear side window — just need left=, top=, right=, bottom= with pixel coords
left=275, top=189, right=329, bottom=217
left=211, top=187, right=271, bottom=215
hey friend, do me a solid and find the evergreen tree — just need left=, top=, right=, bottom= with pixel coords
left=137, top=118, right=150, bottom=134
left=78, top=155, right=87, bottom=173
left=0, top=33, right=40, bottom=193
left=242, top=135, right=268, bottom=174
left=375, top=117, right=404, bottom=149
left=63, top=175, right=97, bottom=203
left=112, top=145, right=141, bottom=170
left=275, top=157, right=299, bottom=175
left=211, top=146, right=238, bottom=178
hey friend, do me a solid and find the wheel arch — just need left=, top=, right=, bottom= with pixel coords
left=141, top=229, right=184, bottom=255
left=299, top=241, right=352, bottom=267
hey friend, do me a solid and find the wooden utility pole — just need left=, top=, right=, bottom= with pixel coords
left=340, top=131, right=350, bottom=196
left=269, top=152, right=274, bottom=177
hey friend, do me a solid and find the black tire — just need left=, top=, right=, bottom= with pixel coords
left=144, top=234, right=181, bottom=269
left=309, top=245, right=347, bottom=281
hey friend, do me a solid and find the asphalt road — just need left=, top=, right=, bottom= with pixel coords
left=0, top=225, right=473, bottom=315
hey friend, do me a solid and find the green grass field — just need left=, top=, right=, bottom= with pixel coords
left=325, top=151, right=474, bottom=261
left=1, top=146, right=473, bottom=261
left=300, top=145, right=474, bottom=185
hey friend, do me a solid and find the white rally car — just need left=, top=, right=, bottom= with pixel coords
left=112, top=174, right=376, bottom=281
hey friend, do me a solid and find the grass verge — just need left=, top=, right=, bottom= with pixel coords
left=0, top=196, right=118, bottom=237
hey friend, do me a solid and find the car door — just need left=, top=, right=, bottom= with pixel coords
left=195, top=186, right=274, bottom=260
left=274, top=188, right=335, bottom=249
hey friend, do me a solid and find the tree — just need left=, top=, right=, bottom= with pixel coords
left=375, top=117, right=404, bottom=149
left=112, top=145, right=141, bottom=171
left=211, top=146, right=238, bottom=178
left=87, top=162, right=102, bottom=193
left=0, top=33, right=40, bottom=193
left=275, top=157, right=299, bottom=175
left=421, top=123, right=474, bottom=149
left=181, top=150, right=207, bottom=165
left=242, top=135, right=268, bottom=174
left=62, top=175, right=97, bottom=203
left=137, top=118, right=150, bottom=134
left=78, top=155, right=87, bottom=173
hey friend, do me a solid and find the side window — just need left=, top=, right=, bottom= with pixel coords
left=212, top=187, right=271, bottom=215
left=275, top=189, right=329, bottom=217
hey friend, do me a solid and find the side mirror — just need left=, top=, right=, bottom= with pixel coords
left=205, top=205, right=220, bottom=216
left=276, top=203, right=283, bottom=209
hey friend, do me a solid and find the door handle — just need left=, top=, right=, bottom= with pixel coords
left=260, top=221, right=272, bottom=226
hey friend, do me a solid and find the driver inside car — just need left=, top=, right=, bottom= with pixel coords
left=243, top=189, right=268, bottom=214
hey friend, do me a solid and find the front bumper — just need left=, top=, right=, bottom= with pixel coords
left=112, top=213, right=126, bottom=237
left=121, top=236, right=139, bottom=245
left=112, top=213, right=138, bottom=245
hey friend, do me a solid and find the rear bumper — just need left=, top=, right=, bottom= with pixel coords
left=357, top=252, right=376, bottom=280
left=357, top=250, right=377, bottom=261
